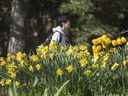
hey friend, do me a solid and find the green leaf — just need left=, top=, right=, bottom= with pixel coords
left=54, top=80, right=70, bottom=96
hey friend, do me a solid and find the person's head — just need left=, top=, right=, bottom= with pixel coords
left=58, top=16, right=71, bottom=29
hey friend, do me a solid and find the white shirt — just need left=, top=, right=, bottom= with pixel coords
left=51, top=26, right=66, bottom=44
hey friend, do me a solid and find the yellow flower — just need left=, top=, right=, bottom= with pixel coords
left=0, top=57, right=6, bottom=66
left=29, top=65, right=34, bottom=72
left=35, top=64, right=41, bottom=70
left=49, top=53, right=55, bottom=59
left=56, top=68, right=64, bottom=76
left=79, top=58, right=87, bottom=67
left=102, top=53, right=109, bottom=65
left=7, top=64, right=17, bottom=78
left=79, top=45, right=87, bottom=51
left=37, top=46, right=49, bottom=54
left=121, top=37, right=127, bottom=44
left=7, top=53, right=15, bottom=62
left=126, top=41, right=128, bottom=45
left=5, top=79, right=12, bottom=85
left=101, top=42, right=107, bottom=49
left=117, top=38, right=122, bottom=45
left=111, top=63, right=119, bottom=71
left=66, top=65, right=74, bottom=73
left=92, top=63, right=99, bottom=69
left=0, top=79, right=5, bottom=86
left=123, top=60, right=128, bottom=66
left=66, top=48, right=73, bottom=56
left=92, top=45, right=102, bottom=53
left=112, top=40, right=118, bottom=46
left=10, top=72, right=16, bottom=78
left=31, top=54, right=39, bottom=62
left=49, top=41, right=58, bottom=49
left=93, top=54, right=99, bottom=63
left=96, top=45, right=102, bottom=52
left=16, top=51, right=26, bottom=61
left=16, top=81, right=20, bottom=87
left=92, top=38, right=101, bottom=45
left=84, top=70, right=93, bottom=77
left=104, top=37, right=112, bottom=45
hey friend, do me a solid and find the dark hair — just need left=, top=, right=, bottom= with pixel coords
left=58, top=15, right=70, bottom=27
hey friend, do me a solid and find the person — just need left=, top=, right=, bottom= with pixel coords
left=50, top=16, right=71, bottom=45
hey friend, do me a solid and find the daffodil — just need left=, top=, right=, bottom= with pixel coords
left=16, top=51, right=26, bottom=62
left=35, top=64, right=41, bottom=70
left=56, top=68, right=64, bottom=76
left=121, top=37, right=127, bottom=44
left=7, top=53, right=15, bottom=62
left=84, top=70, right=93, bottom=77
left=117, top=38, right=122, bottom=45
left=79, top=45, right=87, bottom=51
left=0, top=79, right=5, bottom=86
left=31, top=54, right=39, bottom=62
left=66, top=65, right=74, bottom=73
left=66, top=48, right=73, bottom=56
left=123, top=59, right=128, bottom=66
left=16, top=81, right=20, bottom=87
left=92, top=63, right=99, bottom=69
left=92, top=38, right=101, bottom=45
left=0, top=57, right=6, bottom=66
left=28, top=65, right=34, bottom=72
left=5, top=79, right=12, bottom=85
left=7, top=64, right=17, bottom=78
left=112, top=40, right=118, bottom=46
left=79, top=58, right=88, bottom=67
left=49, top=41, right=58, bottom=49
left=126, top=41, right=128, bottom=45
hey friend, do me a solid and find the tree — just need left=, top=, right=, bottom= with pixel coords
left=59, top=0, right=128, bottom=43
left=0, top=0, right=11, bottom=56
left=8, top=0, right=30, bottom=53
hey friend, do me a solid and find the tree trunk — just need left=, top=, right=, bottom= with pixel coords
left=8, top=0, right=30, bottom=53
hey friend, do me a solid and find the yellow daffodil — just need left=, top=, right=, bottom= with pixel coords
left=56, top=68, right=64, bottom=76
left=16, top=81, right=20, bottom=87
left=49, top=41, right=58, bottom=49
left=121, top=37, right=127, bottom=44
left=66, top=48, right=73, bottom=56
left=31, top=54, right=39, bottom=62
left=0, top=79, right=5, bottom=86
left=92, top=38, right=101, bottom=45
left=7, top=64, right=17, bottom=78
left=104, top=37, right=111, bottom=45
left=16, top=51, right=26, bottom=61
left=37, top=46, right=48, bottom=54
left=35, top=64, right=41, bottom=70
left=66, top=65, right=74, bottom=73
left=79, top=45, right=87, bottom=51
left=28, top=65, right=34, bottom=72
left=92, top=63, right=99, bottom=69
left=79, top=58, right=88, bottom=67
left=7, top=53, right=15, bottom=62
left=112, top=40, right=118, bottom=46
left=84, top=70, right=93, bottom=77
left=5, top=79, right=12, bottom=85
left=123, top=60, right=128, bottom=66
left=126, top=41, right=128, bottom=45
left=0, top=57, right=6, bottom=66
left=117, top=38, right=122, bottom=45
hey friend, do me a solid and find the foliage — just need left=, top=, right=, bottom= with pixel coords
left=59, top=0, right=128, bottom=42
left=0, top=36, right=127, bottom=95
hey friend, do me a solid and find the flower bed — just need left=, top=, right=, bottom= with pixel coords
left=0, top=35, right=128, bottom=96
